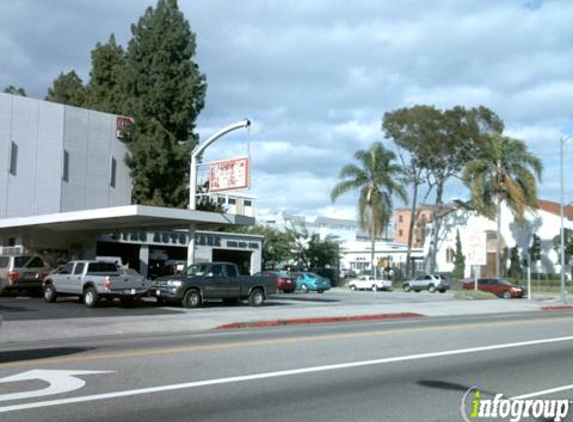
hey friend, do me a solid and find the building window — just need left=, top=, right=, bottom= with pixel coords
left=228, top=198, right=236, bottom=205
left=446, top=248, right=455, bottom=263
left=9, top=141, right=18, bottom=176
left=398, top=230, right=403, bottom=237
left=110, top=157, right=117, bottom=188
left=244, top=200, right=252, bottom=207
left=399, top=215, right=403, bottom=223
left=62, top=149, right=70, bottom=182
left=217, top=197, right=225, bottom=205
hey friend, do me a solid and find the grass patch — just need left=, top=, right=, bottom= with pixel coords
left=454, top=290, right=498, bottom=300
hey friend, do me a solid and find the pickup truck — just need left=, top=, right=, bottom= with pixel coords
left=43, top=260, right=151, bottom=308
left=152, top=262, right=277, bottom=308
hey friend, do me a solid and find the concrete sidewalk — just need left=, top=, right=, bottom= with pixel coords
left=1, top=296, right=568, bottom=345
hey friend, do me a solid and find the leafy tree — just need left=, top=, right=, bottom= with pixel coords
left=331, top=142, right=407, bottom=278
left=45, top=71, right=86, bottom=106
left=463, top=134, right=543, bottom=278
left=229, top=225, right=295, bottom=269
left=84, top=34, right=125, bottom=113
left=508, top=246, right=522, bottom=280
left=3, top=85, right=27, bottom=96
left=383, top=105, right=504, bottom=274
left=121, top=0, right=207, bottom=207
left=452, top=229, right=465, bottom=280
left=553, top=228, right=573, bottom=265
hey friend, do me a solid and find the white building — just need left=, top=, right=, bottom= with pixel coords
left=429, top=199, right=573, bottom=278
left=257, top=211, right=423, bottom=272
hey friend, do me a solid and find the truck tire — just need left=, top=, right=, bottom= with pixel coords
left=248, top=289, right=265, bottom=307
left=43, top=284, right=57, bottom=303
left=84, top=287, right=99, bottom=308
left=182, top=289, right=202, bottom=308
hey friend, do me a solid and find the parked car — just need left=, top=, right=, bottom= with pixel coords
left=152, top=262, right=277, bottom=307
left=253, top=271, right=297, bottom=293
left=293, top=272, right=331, bottom=293
left=403, top=274, right=450, bottom=293
left=43, top=260, right=151, bottom=307
left=347, top=275, right=392, bottom=292
left=463, top=278, right=526, bottom=299
left=0, top=255, right=50, bottom=296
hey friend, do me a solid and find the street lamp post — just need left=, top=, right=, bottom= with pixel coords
left=186, top=119, right=251, bottom=265
left=560, top=135, right=573, bottom=304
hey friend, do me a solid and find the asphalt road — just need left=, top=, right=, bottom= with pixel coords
left=1, top=311, right=573, bottom=421
left=0, top=288, right=454, bottom=321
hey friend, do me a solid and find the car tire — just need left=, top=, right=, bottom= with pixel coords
left=349, top=284, right=357, bottom=291
left=182, top=289, right=202, bottom=308
left=503, top=290, right=512, bottom=299
left=83, top=287, right=98, bottom=308
left=317, top=289, right=324, bottom=294
left=248, top=289, right=265, bottom=306
left=403, top=284, right=411, bottom=292
left=372, top=285, right=378, bottom=292
left=43, top=284, right=57, bottom=303
left=428, top=284, right=436, bottom=293
left=301, top=284, right=309, bottom=293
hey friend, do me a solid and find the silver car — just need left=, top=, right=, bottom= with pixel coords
left=0, top=255, right=49, bottom=295
left=402, top=274, right=450, bottom=293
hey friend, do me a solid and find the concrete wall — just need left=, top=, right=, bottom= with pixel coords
left=0, top=92, right=131, bottom=216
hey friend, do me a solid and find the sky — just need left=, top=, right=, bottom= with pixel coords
left=1, top=0, right=573, bottom=220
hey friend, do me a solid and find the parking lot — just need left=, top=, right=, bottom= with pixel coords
left=0, top=287, right=455, bottom=322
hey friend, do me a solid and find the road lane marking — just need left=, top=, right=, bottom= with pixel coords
left=0, top=370, right=113, bottom=402
left=2, top=335, right=573, bottom=413
left=2, top=315, right=573, bottom=369
left=512, top=384, right=573, bottom=400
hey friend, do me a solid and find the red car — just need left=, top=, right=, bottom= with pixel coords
left=253, top=271, right=297, bottom=293
left=463, top=278, right=526, bottom=299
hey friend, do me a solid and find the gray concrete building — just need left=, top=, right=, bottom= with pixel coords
left=0, top=93, right=261, bottom=276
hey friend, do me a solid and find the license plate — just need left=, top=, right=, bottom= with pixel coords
left=24, top=272, right=38, bottom=278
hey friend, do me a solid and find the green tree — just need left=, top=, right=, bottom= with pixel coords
left=230, top=225, right=295, bottom=269
left=452, top=229, right=465, bottom=280
left=84, top=34, right=125, bottom=113
left=3, top=85, right=27, bottom=96
left=121, top=0, right=207, bottom=207
left=331, top=142, right=407, bottom=278
left=508, top=246, right=522, bottom=280
left=383, top=105, right=504, bottom=274
left=45, top=71, right=86, bottom=106
left=463, top=134, right=543, bottom=278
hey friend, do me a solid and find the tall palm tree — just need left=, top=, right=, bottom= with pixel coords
left=463, top=134, right=543, bottom=278
left=331, top=142, right=407, bottom=277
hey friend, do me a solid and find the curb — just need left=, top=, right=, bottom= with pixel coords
left=217, top=312, right=424, bottom=329
left=540, top=305, right=573, bottom=311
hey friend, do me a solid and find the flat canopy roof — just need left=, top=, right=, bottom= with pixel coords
left=0, top=205, right=254, bottom=233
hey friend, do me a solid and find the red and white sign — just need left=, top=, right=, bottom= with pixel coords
left=466, top=230, right=487, bottom=266
left=209, top=157, right=249, bottom=192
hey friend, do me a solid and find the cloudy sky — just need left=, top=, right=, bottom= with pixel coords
left=2, top=0, right=573, bottom=220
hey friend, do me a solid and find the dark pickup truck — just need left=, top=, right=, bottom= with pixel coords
left=152, top=262, right=277, bottom=308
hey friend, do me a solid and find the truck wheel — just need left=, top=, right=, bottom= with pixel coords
left=182, top=289, right=202, bottom=308
left=248, top=289, right=265, bottom=307
left=43, top=284, right=57, bottom=303
left=371, top=285, right=378, bottom=292
left=84, top=287, right=99, bottom=308
left=349, top=284, right=357, bottom=291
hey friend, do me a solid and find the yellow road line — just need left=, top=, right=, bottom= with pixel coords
left=2, top=315, right=573, bottom=369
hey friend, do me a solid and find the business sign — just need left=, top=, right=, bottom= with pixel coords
left=466, top=230, right=487, bottom=266
left=116, top=117, right=135, bottom=140
left=209, top=157, right=249, bottom=192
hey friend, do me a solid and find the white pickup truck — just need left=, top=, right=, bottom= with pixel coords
left=43, top=260, right=151, bottom=308
left=347, top=275, right=392, bottom=292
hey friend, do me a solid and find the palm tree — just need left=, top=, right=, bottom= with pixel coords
left=463, top=134, right=543, bottom=278
left=331, top=142, right=407, bottom=278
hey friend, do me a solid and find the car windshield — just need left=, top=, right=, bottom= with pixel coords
left=497, top=279, right=513, bottom=286
left=184, top=263, right=210, bottom=276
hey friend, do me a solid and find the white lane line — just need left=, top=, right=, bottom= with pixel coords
left=512, top=384, right=573, bottom=400
left=2, top=335, right=573, bottom=414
